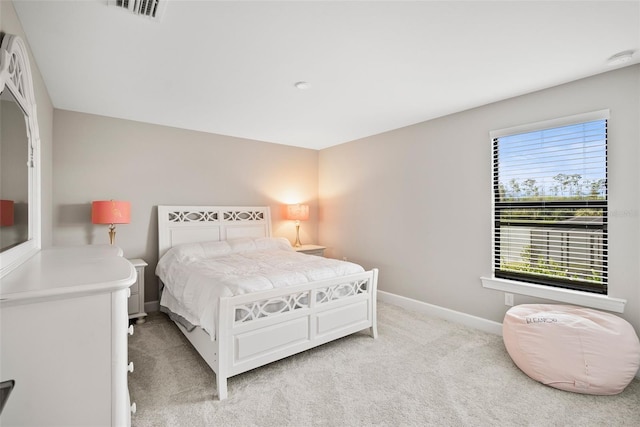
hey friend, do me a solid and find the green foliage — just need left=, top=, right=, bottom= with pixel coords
left=501, top=245, right=602, bottom=283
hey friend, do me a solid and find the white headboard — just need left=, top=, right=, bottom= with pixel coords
left=157, top=205, right=272, bottom=258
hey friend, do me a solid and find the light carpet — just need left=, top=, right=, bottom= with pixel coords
left=128, top=302, right=640, bottom=426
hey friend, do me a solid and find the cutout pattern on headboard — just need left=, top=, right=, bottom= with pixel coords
left=224, top=210, right=265, bottom=221
left=158, top=206, right=272, bottom=258
left=168, top=210, right=219, bottom=223
left=167, top=209, right=266, bottom=223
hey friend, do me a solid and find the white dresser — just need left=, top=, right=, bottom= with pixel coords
left=0, top=245, right=137, bottom=426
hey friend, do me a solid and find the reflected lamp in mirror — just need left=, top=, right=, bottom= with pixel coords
left=91, top=200, right=130, bottom=245
left=0, top=200, right=14, bottom=227
left=285, top=204, right=309, bottom=247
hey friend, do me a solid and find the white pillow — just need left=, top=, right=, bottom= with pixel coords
left=227, top=237, right=292, bottom=253
left=227, top=237, right=257, bottom=253
left=171, top=240, right=231, bottom=262
left=254, top=237, right=293, bottom=252
left=165, top=237, right=293, bottom=264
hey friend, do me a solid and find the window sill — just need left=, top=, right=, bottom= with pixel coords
left=480, top=276, right=626, bottom=313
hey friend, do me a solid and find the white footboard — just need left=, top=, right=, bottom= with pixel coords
left=177, top=268, right=378, bottom=400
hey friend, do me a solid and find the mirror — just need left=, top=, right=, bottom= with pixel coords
left=0, top=34, right=41, bottom=278
left=1, top=87, right=29, bottom=252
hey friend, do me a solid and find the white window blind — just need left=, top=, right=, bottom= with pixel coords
left=491, top=111, right=608, bottom=294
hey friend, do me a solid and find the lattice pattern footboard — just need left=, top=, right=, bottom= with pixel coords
left=234, top=291, right=311, bottom=323
left=213, top=269, right=378, bottom=400
left=233, top=278, right=372, bottom=324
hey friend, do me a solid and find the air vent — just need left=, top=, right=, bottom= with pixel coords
left=111, top=0, right=167, bottom=21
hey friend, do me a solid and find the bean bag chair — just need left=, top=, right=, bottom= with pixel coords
left=503, top=304, right=640, bottom=395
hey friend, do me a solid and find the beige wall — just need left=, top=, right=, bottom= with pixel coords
left=319, top=64, right=640, bottom=333
left=52, top=110, right=319, bottom=302
left=1, top=0, right=54, bottom=248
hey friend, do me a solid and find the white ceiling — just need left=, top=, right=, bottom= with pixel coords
left=11, top=0, right=640, bottom=150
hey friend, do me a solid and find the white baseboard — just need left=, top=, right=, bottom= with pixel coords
left=377, top=290, right=503, bottom=336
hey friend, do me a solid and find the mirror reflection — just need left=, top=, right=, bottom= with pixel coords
left=0, top=87, right=29, bottom=252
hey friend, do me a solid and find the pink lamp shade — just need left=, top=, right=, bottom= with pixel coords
left=0, top=200, right=15, bottom=227
left=286, top=204, right=309, bottom=221
left=91, top=200, right=131, bottom=225
left=91, top=200, right=130, bottom=245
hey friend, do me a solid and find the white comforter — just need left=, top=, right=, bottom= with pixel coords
left=156, top=237, right=364, bottom=337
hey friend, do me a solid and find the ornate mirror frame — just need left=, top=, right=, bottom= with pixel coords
left=0, top=34, right=41, bottom=278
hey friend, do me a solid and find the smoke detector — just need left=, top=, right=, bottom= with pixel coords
left=111, top=0, right=167, bottom=21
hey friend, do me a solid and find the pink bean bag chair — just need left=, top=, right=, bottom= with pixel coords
left=503, top=304, right=640, bottom=395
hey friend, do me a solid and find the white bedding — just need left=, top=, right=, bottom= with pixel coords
left=156, top=237, right=364, bottom=337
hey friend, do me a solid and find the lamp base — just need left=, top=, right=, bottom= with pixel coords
left=294, top=222, right=302, bottom=247
left=108, top=224, right=116, bottom=245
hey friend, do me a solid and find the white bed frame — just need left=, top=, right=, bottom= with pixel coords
left=157, top=205, right=378, bottom=400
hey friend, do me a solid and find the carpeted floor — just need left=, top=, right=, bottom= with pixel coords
left=128, top=302, right=640, bottom=426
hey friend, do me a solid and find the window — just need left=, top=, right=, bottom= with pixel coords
left=491, top=111, right=608, bottom=294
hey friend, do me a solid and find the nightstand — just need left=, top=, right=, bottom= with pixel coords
left=128, top=258, right=148, bottom=324
left=293, top=245, right=326, bottom=256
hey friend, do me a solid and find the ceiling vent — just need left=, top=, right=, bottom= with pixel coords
left=111, top=0, right=167, bottom=21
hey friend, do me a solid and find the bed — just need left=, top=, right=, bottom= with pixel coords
left=156, top=205, right=378, bottom=400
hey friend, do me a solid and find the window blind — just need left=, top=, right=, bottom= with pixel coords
left=492, top=113, right=608, bottom=294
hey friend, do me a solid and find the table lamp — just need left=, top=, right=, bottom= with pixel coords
left=286, top=204, right=309, bottom=247
left=92, top=200, right=130, bottom=245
